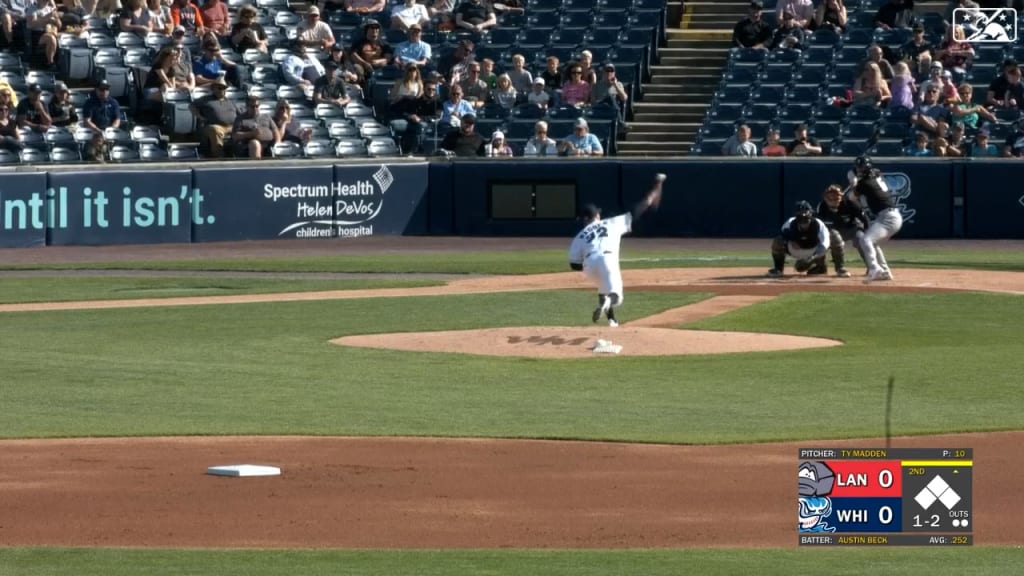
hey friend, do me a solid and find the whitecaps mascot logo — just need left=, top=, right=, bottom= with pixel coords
left=880, top=172, right=916, bottom=224
left=799, top=461, right=837, bottom=533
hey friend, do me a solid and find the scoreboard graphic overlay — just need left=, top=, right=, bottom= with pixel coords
left=798, top=448, right=973, bottom=546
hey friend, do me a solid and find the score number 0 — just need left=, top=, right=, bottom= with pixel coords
left=878, top=469, right=895, bottom=525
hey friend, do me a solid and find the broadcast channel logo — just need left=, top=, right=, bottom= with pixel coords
left=953, top=8, right=1018, bottom=43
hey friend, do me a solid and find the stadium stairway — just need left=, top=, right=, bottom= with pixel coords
left=616, top=1, right=747, bottom=156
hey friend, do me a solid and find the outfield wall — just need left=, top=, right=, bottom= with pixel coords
left=0, top=158, right=1021, bottom=247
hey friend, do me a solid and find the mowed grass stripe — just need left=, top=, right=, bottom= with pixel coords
left=1, top=291, right=1021, bottom=443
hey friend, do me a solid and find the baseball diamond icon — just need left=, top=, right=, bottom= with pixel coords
left=914, top=475, right=961, bottom=510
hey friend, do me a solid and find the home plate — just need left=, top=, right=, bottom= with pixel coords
left=207, top=464, right=281, bottom=477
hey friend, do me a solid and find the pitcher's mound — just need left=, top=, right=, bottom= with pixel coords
left=332, top=326, right=842, bottom=358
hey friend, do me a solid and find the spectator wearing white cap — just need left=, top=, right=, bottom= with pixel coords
left=297, top=6, right=335, bottom=50
left=486, top=130, right=513, bottom=157
left=523, top=120, right=557, bottom=156
left=391, top=0, right=429, bottom=31
left=526, top=77, right=550, bottom=109
left=558, top=117, right=603, bottom=157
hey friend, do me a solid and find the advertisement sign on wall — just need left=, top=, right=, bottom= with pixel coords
left=0, top=172, right=48, bottom=248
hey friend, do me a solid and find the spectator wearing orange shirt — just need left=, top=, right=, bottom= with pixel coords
left=170, top=0, right=205, bottom=37
left=762, top=129, right=787, bottom=156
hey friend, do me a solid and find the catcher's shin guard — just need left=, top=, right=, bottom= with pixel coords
left=770, top=236, right=787, bottom=271
left=829, top=228, right=847, bottom=271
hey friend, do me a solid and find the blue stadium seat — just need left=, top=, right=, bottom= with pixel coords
left=597, top=0, right=632, bottom=9
left=487, top=28, right=520, bottom=45
left=730, top=47, right=769, bottom=63
left=745, top=102, right=778, bottom=121
left=802, top=45, right=835, bottom=64
left=701, top=121, right=737, bottom=140
left=632, top=0, right=665, bottom=9
left=834, top=138, right=873, bottom=156
left=724, top=64, right=761, bottom=84
left=966, top=66, right=998, bottom=85
left=810, top=28, right=840, bottom=46
left=774, top=120, right=807, bottom=137
left=974, top=45, right=1007, bottom=65
left=879, top=121, right=910, bottom=140
left=594, top=11, right=629, bottom=28
left=527, top=10, right=561, bottom=28
left=751, top=84, right=787, bottom=104
left=561, top=11, right=594, bottom=29
left=563, top=0, right=595, bottom=10
left=848, top=105, right=882, bottom=122
left=715, top=84, right=751, bottom=104
left=761, top=62, right=795, bottom=83
left=852, top=11, right=877, bottom=29
left=828, top=65, right=857, bottom=86
left=770, top=48, right=802, bottom=63
left=843, top=121, right=878, bottom=139
left=508, top=119, right=536, bottom=139
left=815, top=104, right=846, bottom=122
left=694, top=140, right=725, bottom=156
left=874, top=28, right=911, bottom=46
left=710, top=102, right=745, bottom=121
left=780, top=103, right=813, bottom=121
left=793, top=66, right=828, bottom=85
left=552, top=28, right=587, bottom=46
left=618, top=27, right=656, bottom=49
left=787, top=85, right=821, bottom=103
left=628, top=9, right=664, bottom=31
left=835, top=45, right=865, bottom=63
left=587, top=27, right=621, bottom=46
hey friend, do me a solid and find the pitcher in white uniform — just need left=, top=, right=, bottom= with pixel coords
left=568, top=174, right=664, bottom=327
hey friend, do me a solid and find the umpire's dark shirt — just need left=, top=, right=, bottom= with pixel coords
left=817, top=199, right=867, bottom=231
left=732, top=17, right=772, bottom=48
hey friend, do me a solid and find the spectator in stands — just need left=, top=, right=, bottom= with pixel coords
left=458, top=61, right=488, bottom=109
left=193, top=38, right=237, bottom=88
left=1, top=0, right=28, bottom=47
left=486, top=130, right=512, bottom=157
left=492, top=73, right=517, bottom=111
left=901, top=23, right=933, bottom=76
left=272, top=100, right=313, bottom=144
left=775, top=0, right=814, bottom=29
left=918, top=62, right=944, bottom=98
left=889, top=62, right=917, bottom=111
left=592, top=63, right=628, bottom=123
left=439, top=39, right=473, bottom=84
left=81, top=80, right=120, bottom=160
left=231, top=95, right=278, bottom=159
left=932, top=135, right=952, bottom=156
left=61, top=0, right=88, bottom=27
left=762, top=128, right=786, bottom=156
left=146, top=0, right=173, bottom=35
left=26, top=0, right=59, bottom=68
left=314, top=61, right=352, bottom=108
left=771, top=10, right=806, bottom=50
left=349, top=20, right=390, bottom=79
left=440, top=83, right=473, bottom=129
left=171, top=0, right=205, bottom=37
left=852, top=62, right=892, bottom=107
left=47, top=82, right=76, bottom=127
left=297, top=6, right=334, bottom=50
left=391, top=0, right=429, bottom=31
left=454, top=0, right=495, bottom=33
left=732, top=0, right=772, bottom=50
left=905, top=131, right=932, bottom=155
left=814, top=0, right=847, bottom=33
left=561, top=63, right=591, bottom=107
left=526, top=77, right=549, bottom=109
left=945, top=121, right=967, bottom=155
left=200, top=0, right=229, bottom=41
left=393, top=23, right=431, bottom=68
left=230, top=4, right=267, bottom=53
left=432, top=0, right=457, bottom=33
left=506, top=54, right=532, bottom=94
left=389, top=63, right=422, bottom=109
left=539, top=56, right=561, bottom=90
left=945, top=0, right=980, bottom=33
left=934, top=115, right=951, bottom=139
left=950, top=84, right=997, bottom=127
left=936, top=24, right=974, bottom=78
left=281, top=41, right=325, bottom=95
left=970, top=129, right=997, bottom=156
left=192, top=76, right=236, bottom=158
left=118, top=0, right=151, bottom=37
left=440, top=113, right=485, bottom=156
left=343, top=0, right=385, bottom=15
left=143, top=47, right=176, bottom=102
left=858, top=44, right=894, bottom=80
left=721, top=124, right=757, bottom=156
left=16, top=83, right=50, bottom=133
left=986, top=59, right=1023, bottom=111
left=480, top=58, right=497, bottom=89
left=577, top=50, right=597, bottom=85
left=558, top=117, right=603, bottom=157
left=523, top=119, right=557, bottom=156
left=0, top=91, right=21, bottom=151
left=1005, top=119, right=1024, bottom=157
left=92, top=0, right=121, bottom=20
left=169, top=27, right=196, bottom=90
left=938, top=69, right=962, bottom=102
left=874, top=0, right=914, bottom=30
left=328, top=44, right=364, bottom=89
left=786, top=123, right=822, bottom=156
left=390, top=75, right=439, bottom=154
left=912, top=84, right=948, bottom=132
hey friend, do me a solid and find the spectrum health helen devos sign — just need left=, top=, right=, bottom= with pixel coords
left=193, top=163, right=429, bottom=242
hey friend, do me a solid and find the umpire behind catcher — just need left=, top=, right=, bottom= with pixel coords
left=768, top=201, right=831, bottom=277
left=816, top=184, right=869, bottom=278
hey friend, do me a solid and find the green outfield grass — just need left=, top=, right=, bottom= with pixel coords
left=0, top=547, right=1019, bottom=576
left=2, top=245, right=1023, bottom=274
left=0, top=277, right=440, bottom=304
left=2, top=290, right=1021, bottom=442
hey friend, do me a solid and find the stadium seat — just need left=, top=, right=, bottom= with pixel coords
left=745, top=102, right=778, bottom=121
left=803, top=45, right=835, bottom=64
left=843, top=121, right=878, bottom=139
left=337, top=139, right=370, bottom=157
left=328, top=120, right=360, bottom=139
left=709, top=102, right=745, bottom=121
left=730, top=47, right=768, bottom=63
left=751, top=84, right=787, bottom=104
left=879, top=120, right=910, bottom=140
left=304, top=139, right=335, bottom=158
left=715, top=84, right=750, bottom=104
left=770, top=48, right=802, bottom=63
left=139, top=142, right=168, bottom=161
left=50, top=145, right=81, bottom=163
left=700, top=121, right=736, bottom=140
left=870, top=139, right=906, bottom=157
left=43, top=126, right=76, bottom=148
left=0, top=149, right=20, bottom=164
left=815, top=104, right=846, bottom=122
left=761, top=63, right=795, bottom=84
left=780, top=103, right=813, bottom=121
left=833, top=138, right=872, bottom=156
left=847, top=105, right=882, bottom=122
left=794, top=65, right=828, bottom=85
left=787, top=85, right=820, bottom=103
left=587, top=27, right=621, bottom=46
left=109, top=144, right=140, bottom=162
left=272, top=141, right=303, bottom=158
left=810, top=28, right=839, bottom=46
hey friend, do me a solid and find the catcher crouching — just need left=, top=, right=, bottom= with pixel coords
left=768, top=201, right=831, bottom=277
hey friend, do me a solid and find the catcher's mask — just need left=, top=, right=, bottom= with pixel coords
left=793, top=200, right=814, bottom=227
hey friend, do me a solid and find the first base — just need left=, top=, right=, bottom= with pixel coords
left=207, top=464, right=281, bottom=477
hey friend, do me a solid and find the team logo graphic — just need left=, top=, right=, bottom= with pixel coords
left=799, top=461, right=837, bottom=533
left=880, top=172, right=916, bottom=224
left=954, top=8, right=1017, bottom=43
left=373, top=165, right=395, bottom=193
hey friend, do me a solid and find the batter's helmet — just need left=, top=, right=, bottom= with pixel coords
left=853, top=155, right=873, bottom=176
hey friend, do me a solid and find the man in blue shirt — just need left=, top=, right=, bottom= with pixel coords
left=558, top=117, right=604, bottom=157
left=193, top=39, right=236, bottom=88
left=81, top=80, right=122, bottom=161
left=392, top=24, right=431, bottom=68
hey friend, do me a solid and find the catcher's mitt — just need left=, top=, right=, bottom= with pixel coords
left=794, top=258, right=812, bottom=272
